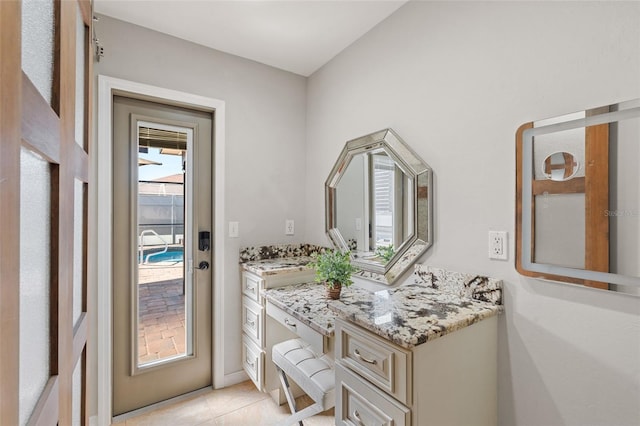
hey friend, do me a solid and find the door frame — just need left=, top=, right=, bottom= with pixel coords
left=94, top=75, right=226, bottom=424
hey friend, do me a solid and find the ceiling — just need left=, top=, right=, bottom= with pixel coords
left=93, top=0, right=407, bottom=76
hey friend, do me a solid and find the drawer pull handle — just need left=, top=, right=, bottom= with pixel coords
left=246, top=284, right=255, bottom=291
left=247, top=319, right=255, bottom=327
left=354, top=349, right=377, bottom=365
left=284, top=318, right=297, bottom=329
left=353, top=409, right=364, bottom=425
left=246, top=359, right=255, bottom=368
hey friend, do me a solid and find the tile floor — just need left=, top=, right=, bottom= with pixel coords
left=112, top=380, right=335, bottom=425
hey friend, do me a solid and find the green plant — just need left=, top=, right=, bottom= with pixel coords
left=307, top=249, right=357, bottom=289
left=375, top=245, right=395, bottom=262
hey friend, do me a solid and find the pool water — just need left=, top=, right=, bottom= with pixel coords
left=141, top=248, right=184, bottom=263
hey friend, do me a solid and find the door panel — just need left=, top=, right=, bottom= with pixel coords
left=1, top=1, right=92, bottom=425
left=18, top=147, right=53, bottom=425
left=112, top=95, right=213, bottom=416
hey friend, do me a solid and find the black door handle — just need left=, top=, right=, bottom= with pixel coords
left=196, top=261, right=209, bottom=270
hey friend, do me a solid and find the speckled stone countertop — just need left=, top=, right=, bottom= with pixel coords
left=239, top=243, right=324, bottom=277
left=263, top=264, right=503, bottom=349
left=262, top=282, right=336, bottom=336
left=329, top=284, right=501, bottom=349
left=242, top=256, right=315, bottom=277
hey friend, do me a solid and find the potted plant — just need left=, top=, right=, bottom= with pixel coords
left=374, top=244, right=395, bottom=262
left=308, top=249, right=357, bottom=299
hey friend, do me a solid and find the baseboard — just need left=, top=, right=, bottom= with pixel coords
left=223, top=370, right=249, bottom=387
left=91, top=373, right=248, bottom=425
left=111, top=387, right=214, bottom=423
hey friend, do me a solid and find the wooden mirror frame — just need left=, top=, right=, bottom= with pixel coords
left=515, top=100, right=640, bottom=294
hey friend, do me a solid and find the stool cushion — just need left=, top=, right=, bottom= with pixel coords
left=272, top=338, right=335, bottom=409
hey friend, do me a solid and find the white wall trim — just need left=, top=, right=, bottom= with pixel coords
left=224, top=370, right=250, bottom=387
left=94, top=75, right=226, bottom=425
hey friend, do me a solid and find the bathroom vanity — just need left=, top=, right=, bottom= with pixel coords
left=330, top=265, right=502, bottom=426
left=241, top=130, right=503, bottom=425
left=262, top=264, right=503, bottom=426
left=239, top=244, right=322, bottom=398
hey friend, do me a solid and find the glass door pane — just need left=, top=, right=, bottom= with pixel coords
left=135, top=123, right=193, bottom=370
left=19, top=148, right=53, bottom=425
left=21, top=0, right=55, bottom=106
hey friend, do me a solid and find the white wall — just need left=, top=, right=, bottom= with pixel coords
left=92, top=14, right=307, bottom=416
left=304, top=2, right=640, bottom=426
left=611, top=115, right=640, bottom=277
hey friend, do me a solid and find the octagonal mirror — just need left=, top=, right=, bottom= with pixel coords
left=325, top=129, right=433, bottom=285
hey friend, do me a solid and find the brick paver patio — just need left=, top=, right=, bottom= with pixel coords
left=137, top=264, right=186, bottom=365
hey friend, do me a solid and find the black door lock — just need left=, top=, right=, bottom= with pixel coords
left=196, top=261, right=209, bottom=270
left=198, top=231, right=210, bottom=251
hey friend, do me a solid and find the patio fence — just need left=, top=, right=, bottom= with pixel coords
left=138, top=182, right=184, bottom=246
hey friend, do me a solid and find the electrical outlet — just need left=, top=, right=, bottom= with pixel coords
left=488, top=231, right=508, bottom=260
left=229, top=221, right=239, bottom=238
left=285, top=219, right=295, bottom=235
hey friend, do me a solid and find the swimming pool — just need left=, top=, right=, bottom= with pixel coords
left=141, top=247, right=184, bottom=263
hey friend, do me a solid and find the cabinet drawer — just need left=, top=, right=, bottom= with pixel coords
left=242, top=272, right=263, bottom=302
left=266, top=301, right=325, bottom=354
left=336, top=363, right=410, bottom=426
left=242, top=335, right=264, bottom=391
left=336, top=319, right=411, bottom=405
left=242, top=296, right=264, bottom=346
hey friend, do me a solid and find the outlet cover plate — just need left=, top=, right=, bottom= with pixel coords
left=285, top=219, right=295, bottom=235
left=489, top=230, right=508, bottom=260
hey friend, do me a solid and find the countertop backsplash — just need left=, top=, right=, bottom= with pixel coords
left=239, top=243, right=326, bottom=263
left=413, top=264, right=503, bottom=306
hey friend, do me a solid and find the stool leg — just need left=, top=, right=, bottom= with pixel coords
left=276, top=366, right=304, bottom=426
left=280, top=402, right=323, bottom=426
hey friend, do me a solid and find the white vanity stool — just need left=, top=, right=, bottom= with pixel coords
left=272, top=338, right=335, bottom=426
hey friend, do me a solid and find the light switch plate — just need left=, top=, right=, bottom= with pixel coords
left=229, top=221, right=239, bottom=238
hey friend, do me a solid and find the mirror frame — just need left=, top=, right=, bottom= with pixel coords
left=516, top=99, right=640, bottom=294
left=325, top=128, right=433, bottom=285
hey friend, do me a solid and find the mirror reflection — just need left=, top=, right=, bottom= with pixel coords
left=542, top=151, right=580, bottom=181
left=326, top=128, right=432, bottom=285
left=335, top=149, right=413, bottom=265
left=516, top=99, right=640, bottom=295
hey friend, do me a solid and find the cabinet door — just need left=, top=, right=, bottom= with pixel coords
left=336, top=319, right=412, bottom=404
left=336, top=363, right=410, bottom=426
left=242, top=335, right=264, bottom=391
left=242, top=271, right=263, bottom=302
left=242, top=296, right=265, bottom=347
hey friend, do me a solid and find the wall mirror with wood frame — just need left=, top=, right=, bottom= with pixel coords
left=516, top=99, right=640, bottom=295
left=326, top=128, right=433, bottom=285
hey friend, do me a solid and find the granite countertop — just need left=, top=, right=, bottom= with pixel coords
left=262, top=282, right=335, bottom=337
left=241, top=256, right=315, bottom=277
left=329, top=283, right=501, bottom=349
left=239, top=243, right=325, bottom=277
left=262, top=265, right=503, bottom=350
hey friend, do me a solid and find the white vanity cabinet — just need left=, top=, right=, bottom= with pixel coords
left=335, top=316, right=498, bottom=426
left=240, top=268, right=316, bottom=394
